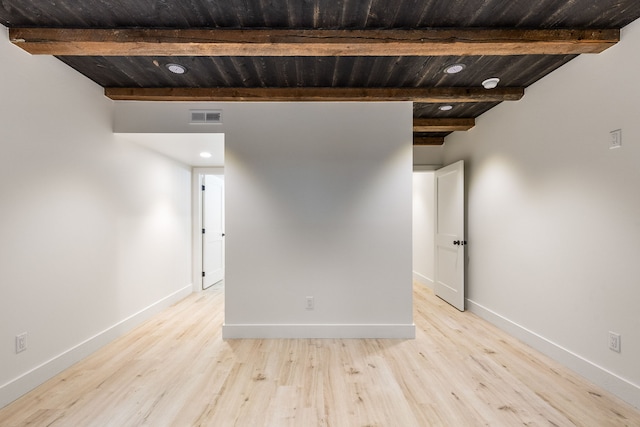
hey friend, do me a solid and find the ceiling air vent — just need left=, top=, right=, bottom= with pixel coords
left=190, top=110, right=222, bottom=124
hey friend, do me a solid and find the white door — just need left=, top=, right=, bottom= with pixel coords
left=434, top=161, right=465, bottom=311
left=202, top=175, right=225, bottom=289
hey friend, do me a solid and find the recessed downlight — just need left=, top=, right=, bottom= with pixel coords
left=482, top=77, right=500, bottom=89
left=166, top=63, right=187, bottom=74
left=444, top=63, right=466, bottom=74
left=439, top=105, right=454, bottom=111
left=199, top=152, right=212, bottom=158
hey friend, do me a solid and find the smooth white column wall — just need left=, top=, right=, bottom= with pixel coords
left=443, top=19, right=640, bottom=407
left=115, top=100, right=415, bottom=338
left=0, top=27, right=192, bottom=407
left=224, top=103, right=415, bottom=338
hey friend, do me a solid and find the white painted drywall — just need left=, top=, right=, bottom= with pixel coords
left=413, top=145, right=444, bottom=166
left=443, top=19, right=640, bottom=407
left=115, top=100, right=415, bottom=338
left=223, top=103, right=414, bottom=338
left=0, top=27, right=192, bottom=407
left=412, top=172, right=435, bottom=287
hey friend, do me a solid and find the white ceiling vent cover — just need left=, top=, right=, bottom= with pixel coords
left=190, top=110, right=222, bottom=124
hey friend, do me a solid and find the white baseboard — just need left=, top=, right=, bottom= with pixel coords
left=412, top=271, right=434, bottom=289
left=0, top=284, right=193, bottom=409
left=467, top=298, right=640, bottom=409
left=222, top=323, right=416, bottom=339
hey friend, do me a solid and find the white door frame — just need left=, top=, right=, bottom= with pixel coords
left=192, top=167, right=225, bottom=292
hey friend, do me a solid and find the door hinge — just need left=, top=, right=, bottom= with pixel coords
left=202, top=271, right=205, bottom=277
left=202, top=228, right=205, bottom=234
left=202, top=185, right=205, bottom=191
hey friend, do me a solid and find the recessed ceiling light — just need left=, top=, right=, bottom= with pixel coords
left=199, top=152, right=212, bottom=158
left=166, top=63, right=187, bottom=74
left=444, top=63, right=466, bottom=74
left=439, top=105, right=453, bottom=111
left=482, top=77, right=500, bottom=89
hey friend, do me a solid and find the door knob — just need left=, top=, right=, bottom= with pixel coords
left=453, top=240, right=467, bottom=246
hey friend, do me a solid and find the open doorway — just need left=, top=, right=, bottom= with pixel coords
left=412, top=163, right=466, bottom=311
left=412, top=168, right=436, bottom=288
left=192, top=167, right=225, bottom=291
left=202, top=174, right=225, bottom=289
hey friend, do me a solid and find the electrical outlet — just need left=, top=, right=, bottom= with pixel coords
left=16, top=333, right=27, bottom=354
left=609, top=331, right=621, bottom=353
left=306, top=296, right=314, bottom=311
left=610, top=129, right=622, bottom=149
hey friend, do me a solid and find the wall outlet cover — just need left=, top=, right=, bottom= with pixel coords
left=610, top=129, right=622, bottom=149
left=306, top=296, right=315, bottom=310
left=16, top=333, right=27, bottom=354
left=609, top=331, right=621, bottom=353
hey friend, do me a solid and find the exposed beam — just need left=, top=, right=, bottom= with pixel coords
left=104, top=87, right=524, bottom=102
left=9, top=28, right=619, bottom=57
left=413, top=118, right=475, bottom=132
left=413, top=136, right=445, bottom=146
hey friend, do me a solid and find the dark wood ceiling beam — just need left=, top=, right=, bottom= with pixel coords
left=104, top=87, right=524, bottom=102
left=413, top=136, right=446, bottom=146
left=9, top=28, right=619, bottom=56
left=413, top=118, right=475, bottom=132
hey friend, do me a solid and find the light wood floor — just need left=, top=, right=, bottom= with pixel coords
left=1, top=283, right=639, bottom=426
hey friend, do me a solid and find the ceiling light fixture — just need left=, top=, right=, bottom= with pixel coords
left=482, top=77, right=500, bottom=89
left=439, top=105, right=453, bottom=111
left=166, top=63, right=187, bottom=74
left=444, top=63, right=466, bottom=74
left=199, top=152, right=212, bottom=158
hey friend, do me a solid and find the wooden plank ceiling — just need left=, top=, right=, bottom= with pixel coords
left=2, top=0, right=640, bottom=145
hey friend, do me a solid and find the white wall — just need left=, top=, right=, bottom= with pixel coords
left=443, top=19, right=640, bottom=407
left=0, top=27, right=193, bottom=407
left=413, top=145, right=444, bottom=166
left=412, top=172, right=435, bottom=287
left=224, top=103, right=414, bottom=338
left=115, top=100, right=415, bottom=338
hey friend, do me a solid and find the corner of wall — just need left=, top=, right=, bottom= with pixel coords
left=0, top=285, right=192, bottom=408
left=467, top=299, right=640, bottom=409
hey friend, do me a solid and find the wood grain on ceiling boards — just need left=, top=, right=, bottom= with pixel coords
left=4, top=0, right=635, bottom=144
left=10, top=28, right=619, bottom=56
left=2, top=0, right=640, bottom=29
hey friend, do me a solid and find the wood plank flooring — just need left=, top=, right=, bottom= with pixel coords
left=1, top=283, right=639, bottom=426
